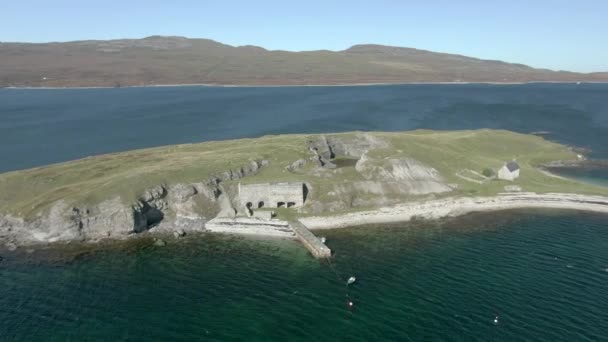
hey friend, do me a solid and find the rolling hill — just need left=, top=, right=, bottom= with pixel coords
left=1, top=36, right=606, bottom=87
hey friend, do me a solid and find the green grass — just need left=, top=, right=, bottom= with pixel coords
left=373, top=129, right=606, bottom=197
left=0, top=134, right=311, bottom=218
left=2, top=37, right=597, bottom=88
left=1, top=129, right=606, bottom=220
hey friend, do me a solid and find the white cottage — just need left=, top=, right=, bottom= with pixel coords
left=497, top=161, right=520, bottom=181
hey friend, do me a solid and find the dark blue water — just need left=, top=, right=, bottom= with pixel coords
left=1, top=84, right=608, bottom=340
left=1, top=83, right=608, bottom=172
left=1, top=211, right=608, bottom=341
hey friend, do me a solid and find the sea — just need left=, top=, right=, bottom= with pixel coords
left=1, top=83, right=607, bottom=341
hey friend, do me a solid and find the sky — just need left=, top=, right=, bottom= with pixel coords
left=1, top=0, right=606, bottom=72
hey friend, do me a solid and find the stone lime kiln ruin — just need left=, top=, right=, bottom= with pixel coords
left=210, top=181, right=329, bottom=258
left=238, top=182, right=307, bottom=209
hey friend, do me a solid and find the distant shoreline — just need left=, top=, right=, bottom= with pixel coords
left=3, top=81, right=608, bottom=90
left=4, top=36, right=607, bottom=92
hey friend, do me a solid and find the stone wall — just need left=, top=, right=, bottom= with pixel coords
left=239, top=182, right=305, bottom=208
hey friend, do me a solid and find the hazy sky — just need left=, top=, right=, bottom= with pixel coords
left=1, top=0, right=606, bottom=72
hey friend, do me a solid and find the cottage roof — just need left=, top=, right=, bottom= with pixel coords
left=505, top=161, right=520, bottom=172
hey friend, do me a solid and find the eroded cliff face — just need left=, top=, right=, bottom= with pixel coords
left=302, top=134, right=455, bottom=214
left=0, top=198, right=133, bottom=245
left=307, top=133, right=388, bottom=168
left=355, top=154, right=453, bottom=194
left=0, top=159, right=269, bottom=247
left=0, top=134, right=458, bottom=247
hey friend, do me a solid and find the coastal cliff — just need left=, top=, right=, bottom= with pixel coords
left=1, top=130, right=607, bottom=248
left=0, top=159, right=269, bottom=246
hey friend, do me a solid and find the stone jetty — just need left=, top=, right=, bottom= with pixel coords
left=290, top=220, right=332, bottom=258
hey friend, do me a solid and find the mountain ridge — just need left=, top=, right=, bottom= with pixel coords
left=1, top=35, right=606, bottom=87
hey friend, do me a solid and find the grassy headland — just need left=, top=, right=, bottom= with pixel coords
left=1, top=129, right=606, bottom=222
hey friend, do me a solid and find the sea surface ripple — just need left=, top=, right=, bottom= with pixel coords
left=1, top=211, right=607, bottom=341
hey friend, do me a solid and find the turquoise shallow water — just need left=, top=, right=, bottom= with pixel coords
left=2, top=211, right=608, bottom=341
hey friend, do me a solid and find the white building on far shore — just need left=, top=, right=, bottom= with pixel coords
left=498, top=161, right=520, bottom=181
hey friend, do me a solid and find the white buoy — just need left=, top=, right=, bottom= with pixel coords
left=347, top=276, right=356, bottom=285
left=494, top=316, right=499, bottom=324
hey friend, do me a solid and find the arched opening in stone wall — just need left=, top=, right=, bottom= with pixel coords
left=277, top=202, right=285, bottom=208
left=133, top=201, right=165, bottom=233
left=287, top=202, right=296, bottom=208
left=246, top=202, right=253, bottom=216
left=302, top=183, right=309, bottom=203
left=258, top=201, right=264, bottom=208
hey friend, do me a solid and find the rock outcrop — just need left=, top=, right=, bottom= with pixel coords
left=168, top=183, right=205, bottom=231
left=0, top=159, right=270, bottom=247
left=308, top=133, right=388, bottom=168
left=356, top=154, right=453, bottom=194
left=2, top=198, right=137, bottom=245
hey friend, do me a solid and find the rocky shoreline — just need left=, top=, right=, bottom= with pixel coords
left=300, top=193, right=608, bottom=230
left=2, top=130, right=608, bottom=250
left=3, top=192, right=608, bottom=251
left=0, top=159, right=271, bottom=249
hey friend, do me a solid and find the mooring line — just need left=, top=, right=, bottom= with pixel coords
left=325, top=256, right=344, bottom=283
left=325, top=256, right=354, bottom=306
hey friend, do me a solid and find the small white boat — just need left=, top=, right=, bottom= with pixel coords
left=320, top=237, right=326, bottom=243
left=347, top=276, right=356, bottom=285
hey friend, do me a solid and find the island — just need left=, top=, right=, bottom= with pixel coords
left=1, top=129, right=607, bottom=255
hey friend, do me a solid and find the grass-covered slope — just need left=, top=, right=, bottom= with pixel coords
left=1, top=129, right=606, bottom=220
left=2, top=36, right=605, bottom=87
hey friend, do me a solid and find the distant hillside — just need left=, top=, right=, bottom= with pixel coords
left=589, top=72, right=608, bottom=81
left=1, top=36, right=606, bottom=87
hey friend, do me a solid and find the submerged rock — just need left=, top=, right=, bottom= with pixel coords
left=153, top=238, right=167, bottom=247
